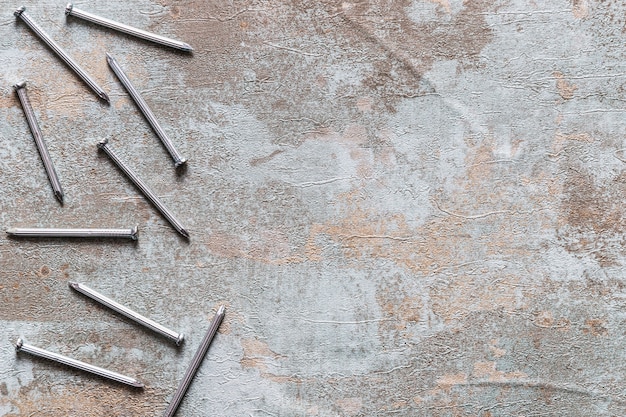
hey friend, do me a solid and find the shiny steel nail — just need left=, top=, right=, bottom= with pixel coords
left=97, top=139, right=189, bottom=239
left=14, top=6, right=109, bottom=102
left=6, top=226, right=138, bottom=240
left=65, top=4, right=193, bottom=52
left=163, top=306, right=225, bottom=417
left=69, top=282, right=184, bottom=345
left=15, top=338, right=143, bottom=388
left=13, top=82, right=64, bottom=204
left=106, top=54, right=187, bottom=168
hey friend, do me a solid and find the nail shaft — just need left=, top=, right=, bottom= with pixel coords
left=65, top=4, right=193, bottom=52
left=69, top=282, right=184, bottom=345
left=13, top=82, right=64, bottom=204
left=14, top=6, right=109, bottom=102
left=15, top=338, right=143, bottom=388
left=106, top=54, right=187, bottom=168
left=6, top=226, right=138, bottom=240
left=163, top=306, right=225, bottom=417
left=97, top=139, right=189, bottom=238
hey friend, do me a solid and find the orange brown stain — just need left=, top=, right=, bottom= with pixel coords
left=489, top=339, right=506, bottom=358
left=240, top=338, right=286, bottom=372
left=554, top=71, right=578, bottom=100
left=436, top=372, right=468, bottom=389
left=472, top=361, right=528, bottom=381
left=429, top=0, right=452, bottom=14
left=583, top=318, right=608, bottom=336
left=572, top=0, right=589, bottom=18
left=334, top=397, right=363, bottom=415
left=1, top=383, right=162, bottom=416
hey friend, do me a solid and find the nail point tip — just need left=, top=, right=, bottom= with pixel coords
left=217, top=305, right=225, bottom=315
left=180, top=229, right=190, bottom=239
left=15, top=338, right=23, bottom=351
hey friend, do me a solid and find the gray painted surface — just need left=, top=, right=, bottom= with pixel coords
left=1, top=0, right=625, bottom=415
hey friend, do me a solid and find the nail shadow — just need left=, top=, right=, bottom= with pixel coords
left=5, top=235, right=138, bottom=246
left=175, top=162, right=188, bottom=178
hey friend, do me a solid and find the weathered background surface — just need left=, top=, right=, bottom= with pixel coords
left=1, top=0, right=625, bottom=415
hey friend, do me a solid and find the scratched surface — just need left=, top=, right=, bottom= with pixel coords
left=1, top=0, right=625, bottom=415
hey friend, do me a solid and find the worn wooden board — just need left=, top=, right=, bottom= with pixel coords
left=1, top=0, right=626, bottom=415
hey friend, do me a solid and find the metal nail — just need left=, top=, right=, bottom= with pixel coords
left=6, top=226, right=138, bottom=240
left=15, top=338, right=143, bottom=388
left=13, top=82, right=64, bottom=204
left=69, top=282, right=184, bottom=345
left=106, top=54, right=187, bottom=168
left=163, top=306, right=225, bottom=417
left=97, top=139, right=189, bottom=239
left=14, top=6, right=109, bottom=102
left=65, top=4, right=193, bottom=52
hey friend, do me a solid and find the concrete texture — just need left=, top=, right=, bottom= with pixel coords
left=1, top=0, right=626, bottom=415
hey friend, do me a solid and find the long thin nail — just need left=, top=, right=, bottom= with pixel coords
left=6, top=226, right=138, bottom=240
left=65, top=4, right=193, bottom=52
left=15, top=338, right=143, bottom=388
left=97, top=139, right=189, bottom=239
left=14, top=6, right=109, bottom=102
left=106, top=54, right=187, bottom=168
left=163, top=306, right=225, bottom=417
left=13, top=82, right=64, bottom=204
left=69, top=282, right=184, bottom=345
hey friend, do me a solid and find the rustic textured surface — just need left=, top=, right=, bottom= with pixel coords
left=1, top=0, right=626, bottom=415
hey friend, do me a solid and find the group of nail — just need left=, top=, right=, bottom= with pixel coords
left=17, top=281, right=225, bottom=417
left=10, top=4, right=190, bottom=239
left=11, top=4, right=224, bottom=417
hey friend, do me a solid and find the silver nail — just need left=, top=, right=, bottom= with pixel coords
left=14, top=6, right=109, bottom=102
left=13, top=82, right=64, bottom=204
left=106, top=54, right=187, bottom=168
left=69, top=282, right=184, bottom=345
left=15, top=338, right=143, bottom=388
left=65, top=4, right=193, bottom=52
left=6, top=226, right=138, bottom=240
left=97, top=139, right=189, bottom=239
left=163, top=306, right=225, bottom=417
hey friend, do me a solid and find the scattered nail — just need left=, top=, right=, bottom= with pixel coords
left=163, top=306, right=225, bottom=417
left=15, top=337, right=143, bottom=388
left=14, top=6, right=109, bottom=102
left=97, top=139, right=189, bottom=239
left=69, top=282, right=184, bottom=345
left=107, top=53, right=187, bottom=168
left=6, top=226, right=138, bottom=240
left=65, top=4, right=193, bottom=52
left=13, top=81, right=64, bottom=204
